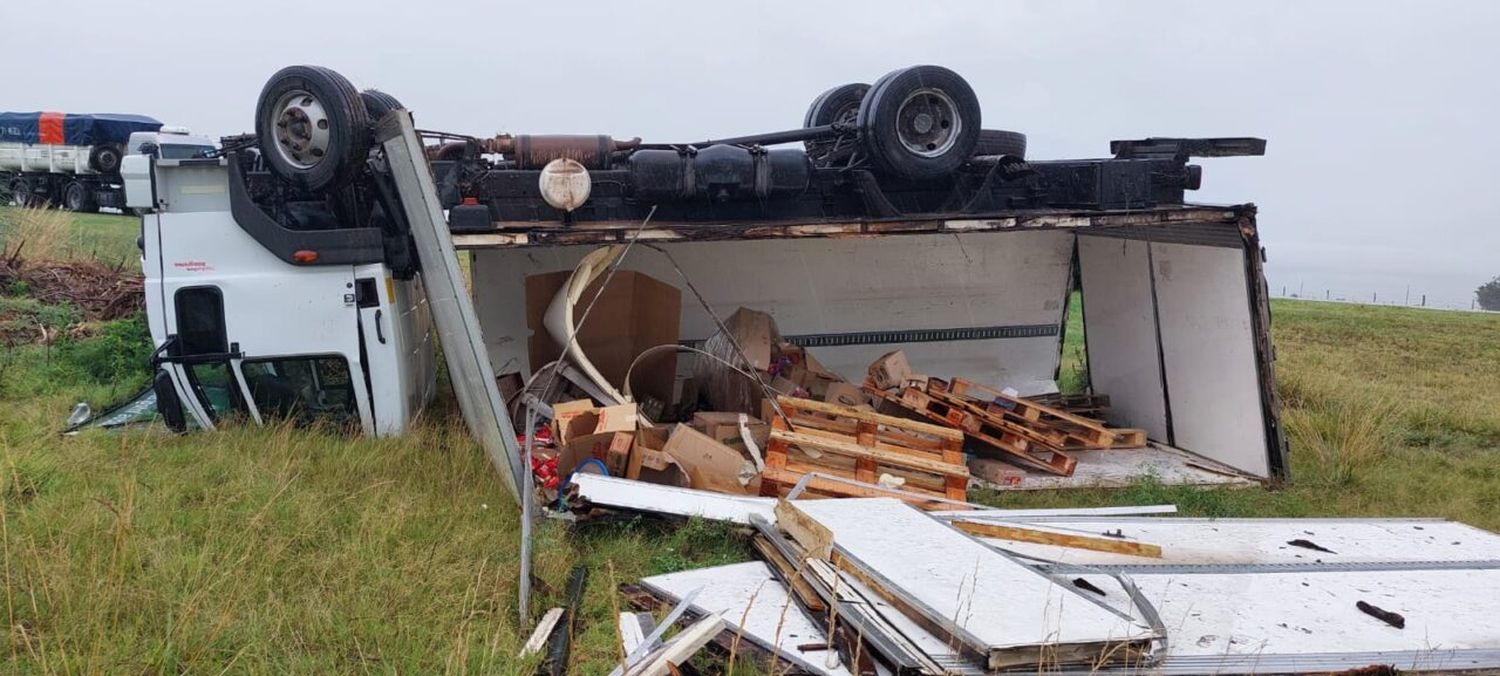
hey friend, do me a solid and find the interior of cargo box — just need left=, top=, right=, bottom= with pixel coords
left=472, top=220, right=1279, bottom=492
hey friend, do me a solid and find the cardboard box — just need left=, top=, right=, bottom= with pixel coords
left=723, top=308, right=777, bottom=371
left=867, top=350, right=912, bottom=390
left=628, top=426, right=689, bottom=486
left=555, top=402, right=639, bottom=476
left=823, top=381, right=873, bottom=408
left=557, top=429, right=635, bottom=478
left=662, top=424, right=757, bottom=495
left=551, top=399, right=597, bottom=444
left=901, top=374, right=930, bottom=391
left=525, top=270, right=681, bottom=406
left=692, top=411, right=771, bottom=449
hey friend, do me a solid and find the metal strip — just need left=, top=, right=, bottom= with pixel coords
left=1080, top=222, right=1246, bottom=249
left=682, top=323, right=1059, bottom=349
left=1041, top=559, right=1500, bottom=575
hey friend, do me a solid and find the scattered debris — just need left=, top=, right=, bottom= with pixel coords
left=1356, top=600, right=1406, bottom=629
left=1288, top=538, right=1337, bottom=553
left=542, top=566, right=587, bottom=676
left=1072, top=577, right=1109, bottom=597
left=501, top=284, right=1500, bottom=674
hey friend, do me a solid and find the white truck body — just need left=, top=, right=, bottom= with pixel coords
left=134, top=114, right=1283, bottom=497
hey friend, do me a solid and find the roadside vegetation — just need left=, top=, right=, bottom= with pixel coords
left=1, top=209, right=1497, bottom=672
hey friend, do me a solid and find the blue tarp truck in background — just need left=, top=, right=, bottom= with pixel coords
left=0, top=111, right=162, bottom=212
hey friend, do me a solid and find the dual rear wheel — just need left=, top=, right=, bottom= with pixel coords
left=804, top=65, right=1026, bottom=180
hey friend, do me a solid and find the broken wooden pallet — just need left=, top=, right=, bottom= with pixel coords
left=938, top=377, right=1149, bottom=449
left=890, top=385, right=1078, bottom=477
left=760, top=396, right=968, bottom=502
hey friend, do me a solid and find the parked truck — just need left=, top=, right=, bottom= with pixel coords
left=1, top=111, right=213, bottom=211
left=121, top=64, right=1280, bottom=504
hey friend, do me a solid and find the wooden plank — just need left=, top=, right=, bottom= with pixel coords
left=770, top=429, right=969, bottom=479
left=749, top=537, right=826, bottom=613
left=760, top=468, right=957, bottom=511
left=774, top=499, right=834, bottom=560
left=777, top=395, right=962, bottom=441
left=776, top=460, right=949, bottom=497
left=950, top=520, right=1164, bottom=558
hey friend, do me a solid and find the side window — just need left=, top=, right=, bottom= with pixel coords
left=174, top=287, right=226, bottom=355
left=241, top=356, right=355, bottom=424
left=186, top=363, right=242, bottom=421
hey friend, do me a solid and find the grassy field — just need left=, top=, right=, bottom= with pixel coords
left=1, top=209, right=1498, bottom=672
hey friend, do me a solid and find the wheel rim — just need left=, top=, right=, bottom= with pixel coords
left=269, top=89, right=333, bottom=170
left=894, top=87, right=961, bottom=159
left=66, top=185, right=82, bottom=210
left=14, top=183, right=31, bottom=206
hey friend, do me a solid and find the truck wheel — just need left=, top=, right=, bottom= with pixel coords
left=64, top=181, right=85, bottom=211
left=89, top=144, right=123, bottom=173
left=803, top=82, right=868, bottom=164
left=63, top=181, right=99, bottom=213
left=11, top=179, right=35, bottom=207
left=359, top=89, right=404, bottom=122
left=857, top=65, right=981, bottom=180
left=256, top=65, right=371, bottom=192
left=973, top=129, right=1027, bottom=159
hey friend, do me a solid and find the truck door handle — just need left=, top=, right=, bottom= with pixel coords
left=374, top=309, right=387, bottom=344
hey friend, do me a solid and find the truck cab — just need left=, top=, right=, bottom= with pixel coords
left=138, top=150, right=436, bottom=435
left=120, top=128, right=217, bottom=212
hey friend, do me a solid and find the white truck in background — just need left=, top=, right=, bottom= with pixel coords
left=0, top=111, right=213, bottom=212
left=120, top=64, right=1282, bottom=504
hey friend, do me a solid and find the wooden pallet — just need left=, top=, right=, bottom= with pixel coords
left=760, top=396, right=968, bottom=502
left=892, top=386, right=1078, bottom=477
left=937, top=377, right=1123, bottom=448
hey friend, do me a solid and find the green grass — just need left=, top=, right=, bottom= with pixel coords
left=2, top=212, right=1499, bottom=671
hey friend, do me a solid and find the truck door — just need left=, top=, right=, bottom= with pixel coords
left=351, top=264, right=437, bottom=436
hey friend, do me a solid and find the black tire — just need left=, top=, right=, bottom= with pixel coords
left=803, top=83, right=868, bottom=162
left=63, top=181, right=89, bottom=211
left=359, top=89, right=404, bottom=122
left=973, top=129, right=1027, bottom=159
left=11, top=179, right=35, bottom=207
left=255, top=65, right=371, bottom=192
left=89, top=144, right=123, bottom=173
left=857, top=65, right=982, bottom=180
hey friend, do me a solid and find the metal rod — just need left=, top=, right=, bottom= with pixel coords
left=692, top=124, right=840, bottom=148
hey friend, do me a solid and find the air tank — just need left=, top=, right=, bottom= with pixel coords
left=629, top=145, right=810, bottom=201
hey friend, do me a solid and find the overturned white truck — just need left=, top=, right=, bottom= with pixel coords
left=131, top=65, right=1281, bottom=500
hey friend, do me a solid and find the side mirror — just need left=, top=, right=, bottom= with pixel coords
left=152, top=369, right=187, bottom=433
left=139, top=142, right=160, bottom=158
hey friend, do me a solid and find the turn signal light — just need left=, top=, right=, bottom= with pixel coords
left=292, top=250, right=319, bottom=264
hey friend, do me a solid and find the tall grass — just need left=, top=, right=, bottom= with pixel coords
left=0, top=207, right=71, bottom=262
left=0, top=206, right=141, bottom=269
left=1281, top=384, right=1398, bottom=486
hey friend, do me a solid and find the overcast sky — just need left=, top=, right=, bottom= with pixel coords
left=5, top=1, right=1496, bottom=308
